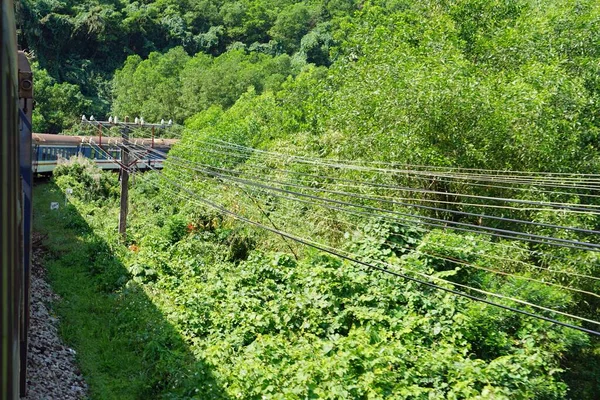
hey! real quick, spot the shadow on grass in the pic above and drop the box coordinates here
[33,182,229,400]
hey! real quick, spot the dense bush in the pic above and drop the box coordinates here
[53,155,119,202]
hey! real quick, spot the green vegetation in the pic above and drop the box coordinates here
[30,0,600,398]
[112,47,300,123]
[38,160,596,399]
[34,181,228,399]
[18,0,352,132]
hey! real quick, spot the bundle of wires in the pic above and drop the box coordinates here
[85,123,600,336]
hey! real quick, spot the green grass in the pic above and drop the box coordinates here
[33,182,227,399]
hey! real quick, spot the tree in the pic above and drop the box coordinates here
[32,64,92,133]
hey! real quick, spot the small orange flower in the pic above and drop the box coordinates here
[128,244,140,253]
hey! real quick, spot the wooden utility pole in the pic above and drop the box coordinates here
[118,117,130,240]
[79,116,173,240]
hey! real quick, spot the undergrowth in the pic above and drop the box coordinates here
[32,160,599,399]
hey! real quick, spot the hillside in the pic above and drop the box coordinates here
[28,0,600,398]
[18,0,354,132]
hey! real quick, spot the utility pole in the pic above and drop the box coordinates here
[119,117,130,240]
[80,116,173,240]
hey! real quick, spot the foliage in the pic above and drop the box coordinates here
[53,155,119,202]
[18,0,357,131]
[112,48,297,123]
[31,63,93,133]
[165,0,600,397]
[33,183,227,399]
[29,0,600,398]
[37,165,599,398]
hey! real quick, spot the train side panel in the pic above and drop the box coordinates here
[1,1,23,399]
[18,50,33,395]
[32,139,173,173]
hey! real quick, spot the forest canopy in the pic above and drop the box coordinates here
[18,0,352,132]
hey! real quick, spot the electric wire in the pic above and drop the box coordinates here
[216,156,600,214]
[127,131,600,205]
[203,137,600,179]
[146,152,600,295]
[136,162,600,336]
[125,143,600,269]
[126,145,600,296]
[199,138,600,189]
[130,145,600,252]
[173,143,600,209]
[162,130,600,179]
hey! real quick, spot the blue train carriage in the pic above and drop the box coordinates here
[2,0,34,397]
[32,133,177,173]
[126,137,178,170]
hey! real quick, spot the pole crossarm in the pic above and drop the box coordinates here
[81,117,173,130]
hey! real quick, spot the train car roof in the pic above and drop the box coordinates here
[32,133,179,147]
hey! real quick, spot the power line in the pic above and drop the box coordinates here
[131,145,600,253]
[127,145,600,303]
[203,137,600,179]
[198,149,600,212]
[199,139,600,188]
[175,142,600,208]
[128,142,600,274]
[134,162,600,337]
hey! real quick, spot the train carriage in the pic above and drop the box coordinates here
[1,1,30,398]
[32,133,177,174]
